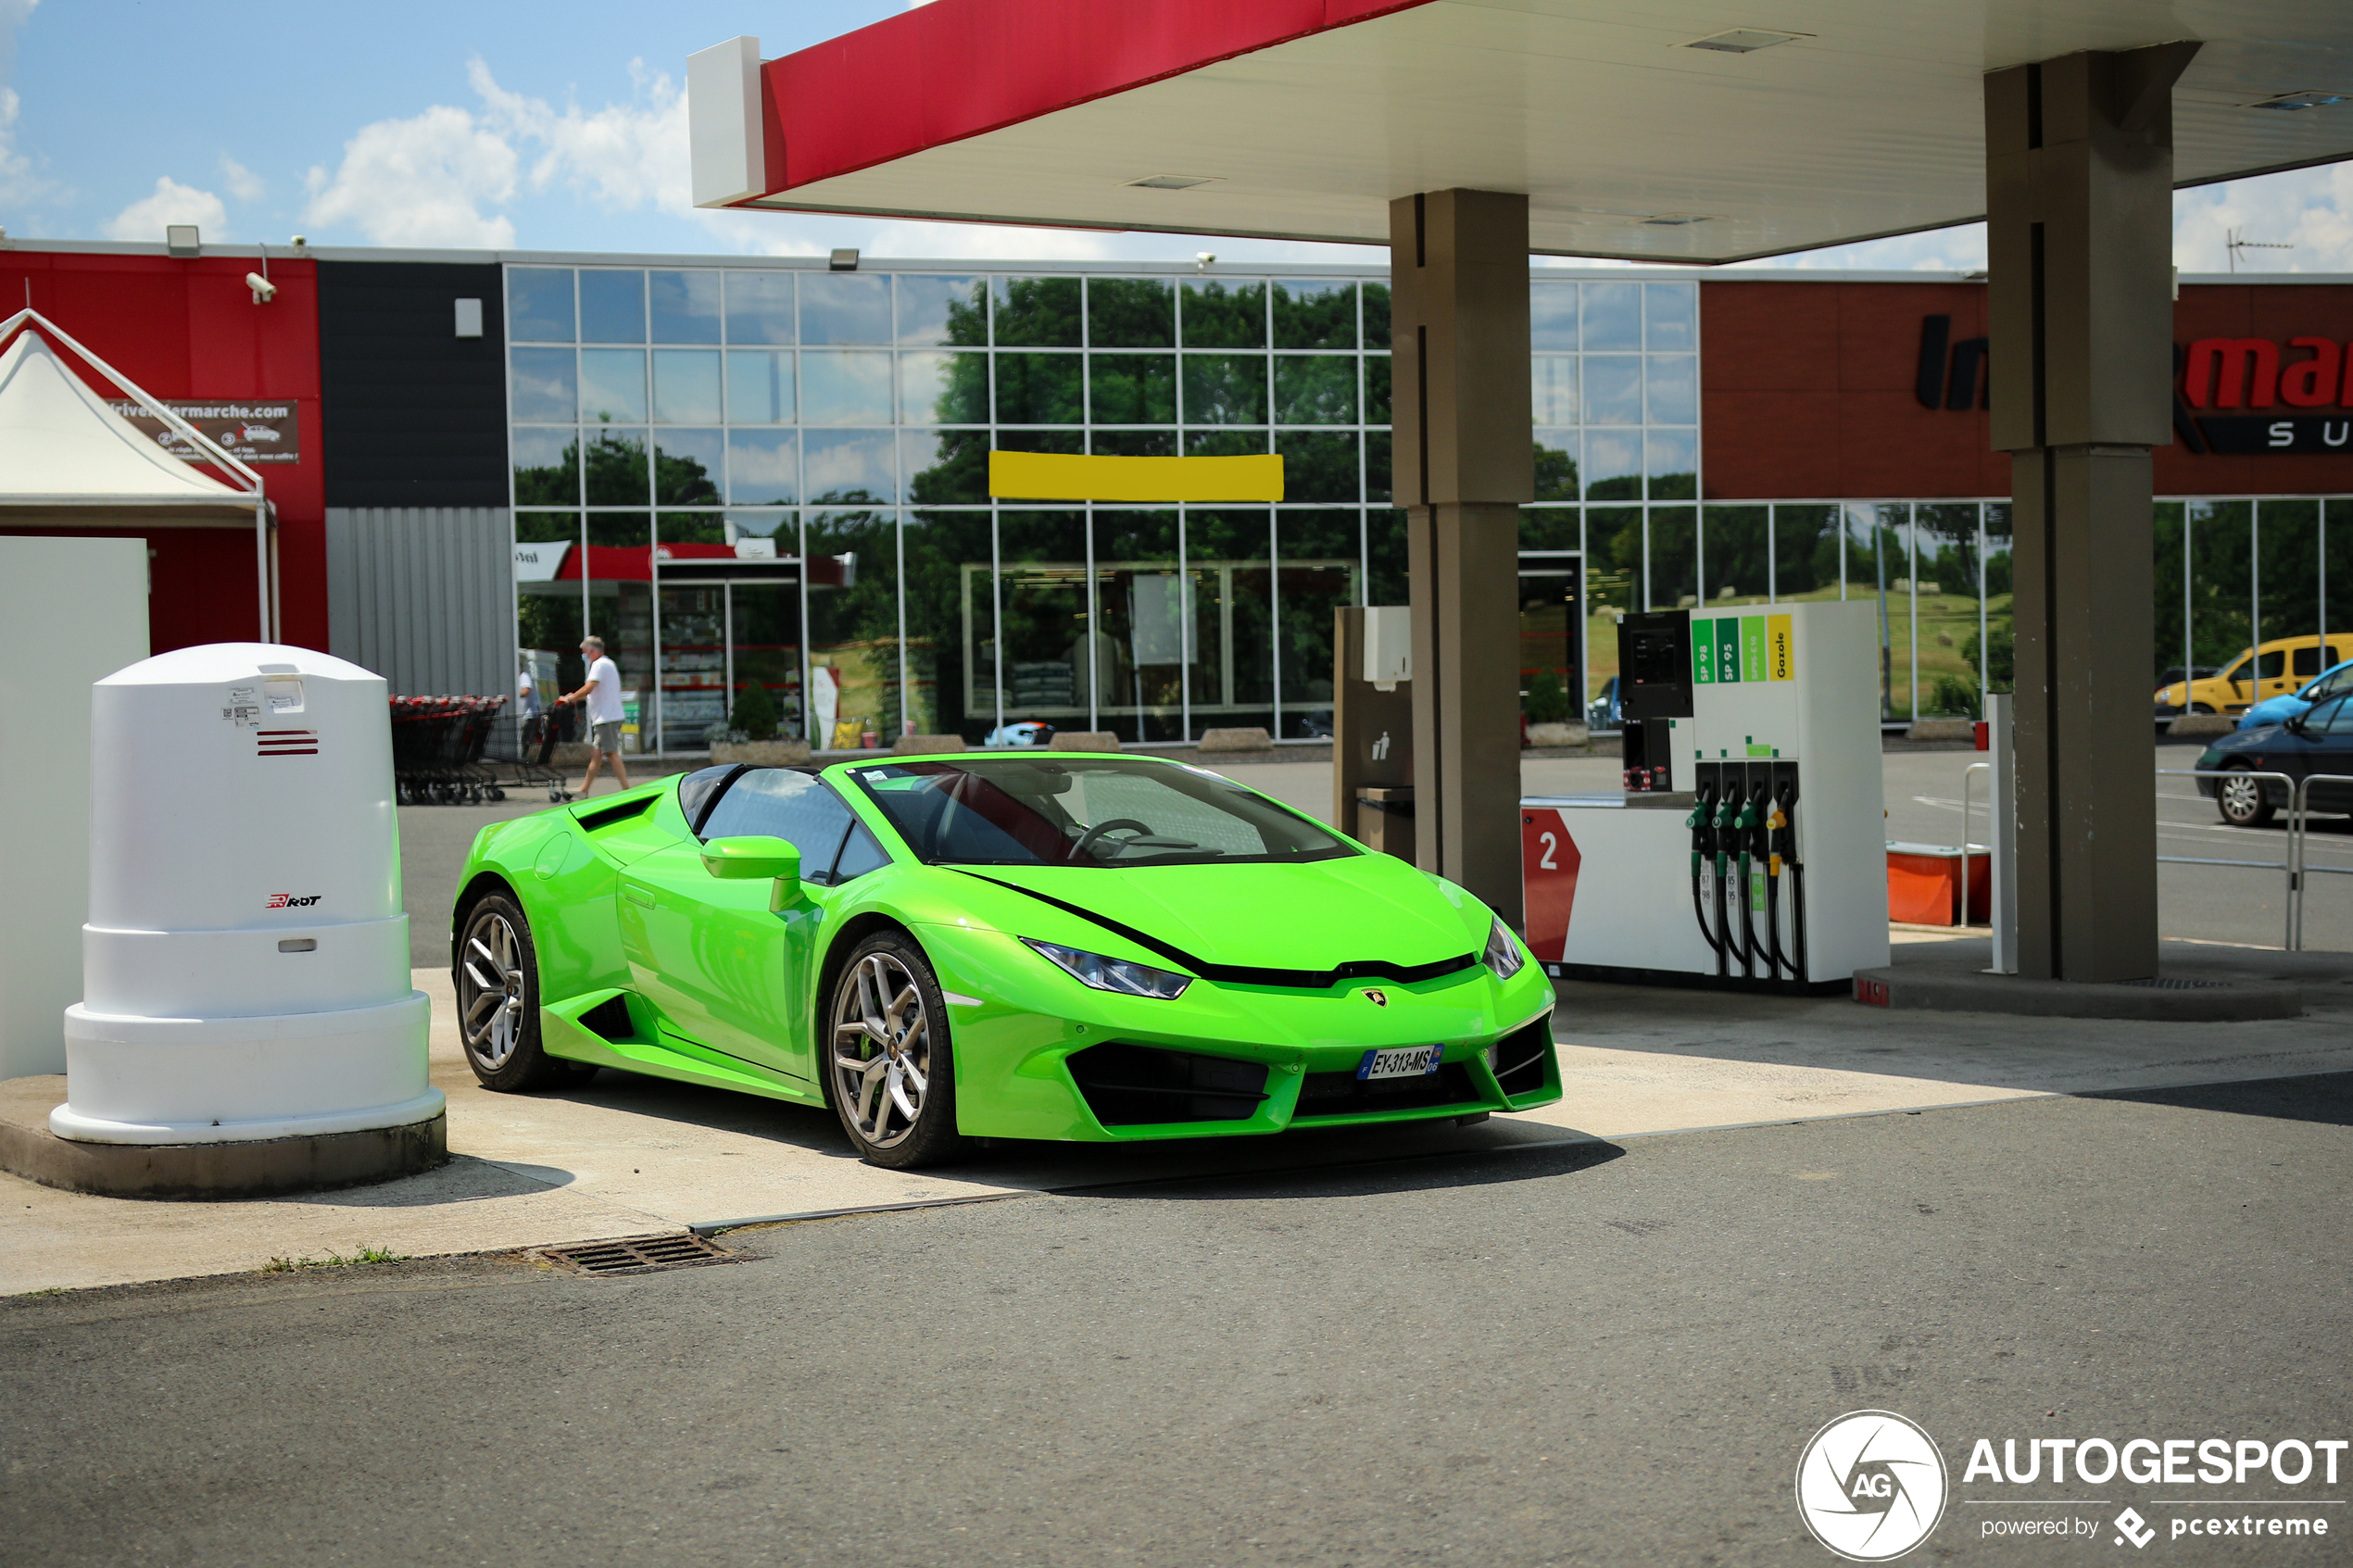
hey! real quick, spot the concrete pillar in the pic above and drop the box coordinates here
[1984,44,2196,983]
[1389,189,1532,923]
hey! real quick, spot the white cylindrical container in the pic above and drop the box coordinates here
[52,643,439,1145]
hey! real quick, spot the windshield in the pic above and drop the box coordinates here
[848,757,1353,868]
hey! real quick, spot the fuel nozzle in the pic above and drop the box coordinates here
[1768,779,1796,872]
[1685,779,1718,871]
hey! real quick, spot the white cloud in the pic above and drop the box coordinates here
[303,103,518,248]
[0,0,42,207]
[470,57,687,216]
[104,176,227,243]
[2174,161,2353,273]
[219,155,263,202]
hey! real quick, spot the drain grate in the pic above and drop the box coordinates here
[533,1233,736,1276]
[2120,976,2230,991]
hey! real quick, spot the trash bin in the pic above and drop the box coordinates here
[1885,841,1990,926]
[1356,785,1415,861]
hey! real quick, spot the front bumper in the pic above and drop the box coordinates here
[912,922,1564,1141]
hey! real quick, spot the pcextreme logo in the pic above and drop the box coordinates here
[1796,1411,1949,1562]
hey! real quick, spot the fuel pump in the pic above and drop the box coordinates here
[1524,599,1885,993]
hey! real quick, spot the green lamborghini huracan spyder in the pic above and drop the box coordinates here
[451,753,1561,1168]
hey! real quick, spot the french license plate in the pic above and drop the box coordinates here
[1356,1045,1442,1081]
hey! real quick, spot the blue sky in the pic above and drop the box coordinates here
[2,0,2347,273]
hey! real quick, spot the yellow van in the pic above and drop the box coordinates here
[2156,634,2353,715]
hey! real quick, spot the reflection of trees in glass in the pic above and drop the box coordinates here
[1274,432,1358,503]
[514,436,579,506]
[654,445,719,507]
[585,430,648,506]
[995,353,1083,423]
[1365,433,1390,504]
[1090,355,1176,423]
[806,508,901,741]
[1649,470,1696,502]
[901,510,992,739]
[1363,284,1390,348]
[1773,505,1841,596]
[992,277,1081,347]
[1180,282,1265,348]
[907,429,990,507]
[1183,356,1265,424]
[1091,430,1176,457]
[1702,507,1768,599]
[1273,282,1356,350]
[1277,509,1358,718]
[1649,508,1697,610]
[1534,440,1580,502]
[1186,429,1267,458]
[1189,509,1272,707]
[1520,508,1576,552]
[1365,356,1390,424]
[1369,508,1407,608]
[1274,357,1356,423]
[1088,279,1174,347]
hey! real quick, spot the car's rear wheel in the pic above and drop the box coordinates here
[2217,766,2275,828]
[455,894,597,1092]
[826,932,966,1169]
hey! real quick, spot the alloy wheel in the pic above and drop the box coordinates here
[831,952,933,1149]
[459,909,528,1072]
[2220,771,2267,825]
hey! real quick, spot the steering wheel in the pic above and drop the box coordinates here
[1072,818,1153,859]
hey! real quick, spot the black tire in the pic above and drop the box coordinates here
[454,893,597,1091]
[2216,765,2275,828]
[823,930,967,1169]
[2192,703,2218,715]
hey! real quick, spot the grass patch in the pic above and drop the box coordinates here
[259,1247,407,1273]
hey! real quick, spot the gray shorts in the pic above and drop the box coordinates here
[590,719,624,753]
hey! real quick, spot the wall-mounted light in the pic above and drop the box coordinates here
[1681,28,1810,54]
[1125,174,1220,191]
[454,298,484,338]
[2246,90,2347,112]
[829,248,860,271]
[166,225,201,257]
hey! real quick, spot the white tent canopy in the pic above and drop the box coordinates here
[0,309,271,637]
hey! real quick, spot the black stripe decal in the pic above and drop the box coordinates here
[951,869,1478,990]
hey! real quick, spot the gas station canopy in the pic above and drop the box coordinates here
[705,0,2353,262]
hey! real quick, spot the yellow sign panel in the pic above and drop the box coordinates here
[1767,613,1795,681]
[987,450,1285,503]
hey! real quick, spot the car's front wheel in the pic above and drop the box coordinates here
[2216,765,2275,828]
[825,932,966,1169]
[455,894,597,1092]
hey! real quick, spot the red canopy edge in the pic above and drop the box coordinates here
[758,0,1434,199]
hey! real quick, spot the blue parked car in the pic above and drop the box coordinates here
[2237,659,2353,729]
[1587,675,1622,731]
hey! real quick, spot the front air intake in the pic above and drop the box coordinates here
[1067,1043,1268,1126]
[1491,1016,1554,1097]
[1293,1062,1480,1118]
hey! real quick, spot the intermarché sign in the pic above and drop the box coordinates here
[104,399,301,465]
[1912,316,2353,456]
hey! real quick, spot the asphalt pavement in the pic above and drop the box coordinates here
[6,1073,2345,1567]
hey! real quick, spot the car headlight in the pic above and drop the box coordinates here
[1484,914,1527,980]
[1022,938,1192,1000]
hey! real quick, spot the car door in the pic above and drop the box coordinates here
[2261,646,2301,703]
[2213,653,2253,712]
[2303,696,2353,814]
[616,770,866,1082]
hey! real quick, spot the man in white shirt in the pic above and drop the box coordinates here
[555,634,631,796]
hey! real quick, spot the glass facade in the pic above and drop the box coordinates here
[508,259,2352,749]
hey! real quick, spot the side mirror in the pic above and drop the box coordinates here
[700,834,802,910]
[2284,713,2307,734]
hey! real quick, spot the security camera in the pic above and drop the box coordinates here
[246,272,277,303]
[290,234,308,248]
[1195,251,1216,272]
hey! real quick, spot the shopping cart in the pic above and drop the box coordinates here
[389,695,510,804]
[484,710,573,803]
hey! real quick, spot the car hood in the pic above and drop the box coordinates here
[945,853,1487,974]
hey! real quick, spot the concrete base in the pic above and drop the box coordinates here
[1,1075,446,1199]
[1853,938,2309,1020]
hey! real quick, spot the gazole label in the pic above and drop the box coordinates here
[1768,613,1795,681]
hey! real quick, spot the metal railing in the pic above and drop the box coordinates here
[2288,772,2353,950]
[2156,769,2302,948]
